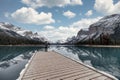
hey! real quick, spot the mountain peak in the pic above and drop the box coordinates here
[66,14,120,45]
[0,22,47,45]
[101,14,120,20]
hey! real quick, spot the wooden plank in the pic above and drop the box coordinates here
[91,76,108,80]
[23,68,91,80]
[77,73,102,80]
[48,70,93,80]
[23,67,87,79]
[21,51,117,80]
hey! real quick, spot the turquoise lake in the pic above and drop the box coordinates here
[0,46,120,80]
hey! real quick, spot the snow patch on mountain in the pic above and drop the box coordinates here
[66,14,120,45]
[0,22,47,42]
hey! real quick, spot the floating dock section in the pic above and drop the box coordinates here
[19,51,117,80]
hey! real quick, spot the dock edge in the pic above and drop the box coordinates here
[52,50,118,80]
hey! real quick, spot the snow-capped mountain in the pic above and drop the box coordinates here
[67,14,120,45]
[0,22,47,45]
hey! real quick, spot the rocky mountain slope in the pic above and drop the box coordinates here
[0,22,47,45]
[66,14,120,45]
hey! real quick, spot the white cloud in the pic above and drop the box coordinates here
[70,0,83,5]
[11,7,55,25]
[39,17,101,42]
[85,10,93,16]
[39,26,77,42]
[21,0,83,8]
[63,10,76,18]
[94,0,120,14]
[43,25,55,30]
[71,17,101,29]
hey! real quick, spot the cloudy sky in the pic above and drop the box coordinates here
[0,0,120,42]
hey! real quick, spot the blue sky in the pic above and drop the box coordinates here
[0,0,120,42]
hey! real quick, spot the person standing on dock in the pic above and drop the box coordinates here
[45,41,48,52]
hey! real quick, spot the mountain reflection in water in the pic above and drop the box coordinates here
[0,46,45,80]
[0,45,120,80]
[50,45,120,79]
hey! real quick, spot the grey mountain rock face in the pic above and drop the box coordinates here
[67,14,120,45]
[0,22,46,45]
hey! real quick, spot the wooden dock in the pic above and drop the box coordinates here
[20,51,117,80]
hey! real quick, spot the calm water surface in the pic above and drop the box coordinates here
[50,45,120,80]
[0,45,120,80]
[0,46,45,80]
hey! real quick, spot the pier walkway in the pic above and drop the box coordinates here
[20,51,117,80]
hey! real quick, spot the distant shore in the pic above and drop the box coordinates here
[82,45,120,48]
[0,44,120,48]
[0,45,45,47]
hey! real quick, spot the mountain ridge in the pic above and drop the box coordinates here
[0,22,47,45]
[66,14,120,45]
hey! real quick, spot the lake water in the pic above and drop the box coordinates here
[0,45,120,80]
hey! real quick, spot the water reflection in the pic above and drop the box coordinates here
[0,46,45,80]
[0,45,120,80]
[50,45,120,79]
